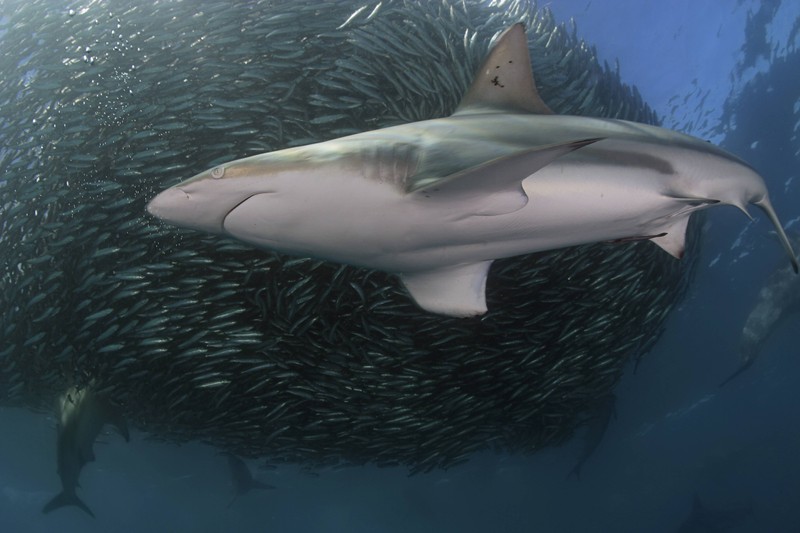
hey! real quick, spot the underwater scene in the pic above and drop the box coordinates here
[1,0,799,531]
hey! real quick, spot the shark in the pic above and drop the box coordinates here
[675,495,752,533]
[147,23,798,317]
[222,453,276,507]
[721,234,800,386]
[567,393,616,480]
[42,386,129,518]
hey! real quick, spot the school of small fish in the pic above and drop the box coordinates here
[0,0,691,473]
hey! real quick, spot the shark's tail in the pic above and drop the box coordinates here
[42,490,95,518]
[753,196,799,273]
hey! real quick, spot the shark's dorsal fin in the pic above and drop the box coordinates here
[454,23,553,116]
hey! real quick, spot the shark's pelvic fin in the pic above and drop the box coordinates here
[412,138,602,216]
[454,23,553,115]
[399,261,493,316]
[650,215,691,259]
[663,196,721,211]
[648,195,721,258]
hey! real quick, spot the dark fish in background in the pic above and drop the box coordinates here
[222,452,276,507]
[721,234,800,386]
[675,495,752,533]
[42,385,129,518]
[0,0,695,472]
[567,393,616,480]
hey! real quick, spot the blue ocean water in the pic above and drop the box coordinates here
[1,1,799,532]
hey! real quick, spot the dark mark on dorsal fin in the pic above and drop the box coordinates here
[454,23,553,115]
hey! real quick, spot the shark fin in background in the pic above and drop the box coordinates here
[42,491,95,518]
[412,138,602,216]
[454,23,553,115]
[399,261,494,317]
[719,358,755,387]
[112,415,130,442]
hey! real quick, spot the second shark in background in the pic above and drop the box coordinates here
[42,386,129,518]
[722,234,800,386]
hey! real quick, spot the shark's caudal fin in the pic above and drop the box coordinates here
[753,196,799,273]
[453,23,553,115]
[42,491,95,518]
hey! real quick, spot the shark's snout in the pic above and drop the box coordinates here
[147,187,189,220]
[147,186,226,234]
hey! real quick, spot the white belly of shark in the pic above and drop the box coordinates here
[147,23,797,317]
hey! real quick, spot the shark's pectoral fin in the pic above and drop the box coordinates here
[650,215,691,259]
[412,138,602,217]
[719,358,754,387]
[399,261,493,317]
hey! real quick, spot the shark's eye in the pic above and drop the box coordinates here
[211,166,225,179]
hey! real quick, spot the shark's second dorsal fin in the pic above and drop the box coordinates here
[454,23,553,116]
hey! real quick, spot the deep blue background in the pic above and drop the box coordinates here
[2,1,799,531]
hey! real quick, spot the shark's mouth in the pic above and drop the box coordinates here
[223,193,261,224]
